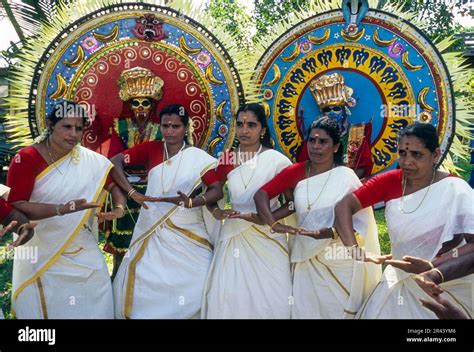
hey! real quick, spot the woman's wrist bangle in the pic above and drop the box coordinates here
[188,198,193,209]
[17,223,29,234]
[432,268,445,283]
[330,227,339,239]
[56,204,64,216]
[114,204,126,214]
[270,221,280,233]
[427,260,435,270]
[200,195,207,205]
[127,188,136,198]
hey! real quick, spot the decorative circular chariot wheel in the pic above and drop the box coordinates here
[28,2,245,157]
[255,9,455,174]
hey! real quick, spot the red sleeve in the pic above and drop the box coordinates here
[104,173,114,189]
[122,141,152,169]
[7,147,48,202]
[260,162,306,199]
[202,169,220,187]
[297,141,309,162]
[353,169,403,208]
[107,132,125,158]
[0,198,13,222]
[215,150,235,182]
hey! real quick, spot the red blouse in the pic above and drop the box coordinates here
[353,169,457,208]
[260,162,306,199]
[212,150,237,183]
[7,146,113,203]
[353,169,403,208]
[123,141,219,186]
[0,198,13,222]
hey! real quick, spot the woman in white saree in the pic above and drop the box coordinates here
[7,101,126,319]
[202,103,293,319]
[255,117,382,318]
[112,104,222,319]
[335,123,473,319]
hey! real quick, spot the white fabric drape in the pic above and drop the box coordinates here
[291,166,382,318]
[113,147,217,319]
[358,177,474,319]
[202,149,293,318]
[12,146,114,319]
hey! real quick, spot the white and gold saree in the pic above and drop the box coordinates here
[12,146,114,319]
[113,147,217,319]
[202,149,293,319]
[291,166,382,319]
[358,177,473,319]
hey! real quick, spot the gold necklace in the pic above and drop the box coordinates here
[161,142,185,194]
[306,163,334,210]
[46,138,68,175]
[164,141,185,165]
[399,171,436,214]
[238,144,262,189]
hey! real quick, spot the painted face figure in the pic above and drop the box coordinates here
[131,98,152,120]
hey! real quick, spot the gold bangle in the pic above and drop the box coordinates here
[427,260,435,270]
[16,223,29,234]
[114,204,126,214]
[127,188,136,198]
[432,268,445,283]
[330,227,339,239]
[200,195,207,205]
[188,198,193,209]
[56,204,64,216]
[270,221,280,233]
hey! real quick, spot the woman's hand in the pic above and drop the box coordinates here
[0,220,16,238]
[212,208,240,221]
[3,221,37,250]
[130,192,161,210]
[414,272,444,297]
[350,247,392,264]
[385,255,433,274]
[420,295,468,319]
[61,199,100,214]
[230,212,264,225]
[96,207,126,224]
[158,191,190,207]
[271,223,319,237]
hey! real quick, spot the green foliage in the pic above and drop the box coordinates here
[374,209,390,256]
[0,235,13,319]
[207,0,470,50]
[253,0,309,39]
[206,0,254,50]
[399,0,467,50]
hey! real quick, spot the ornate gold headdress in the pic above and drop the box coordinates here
[309,73,356,109]
[118,66,164,102]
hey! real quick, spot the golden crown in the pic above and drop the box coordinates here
[118,67,164,102]
[309,73,355,109]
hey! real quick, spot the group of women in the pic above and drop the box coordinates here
[3,100,473,319]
